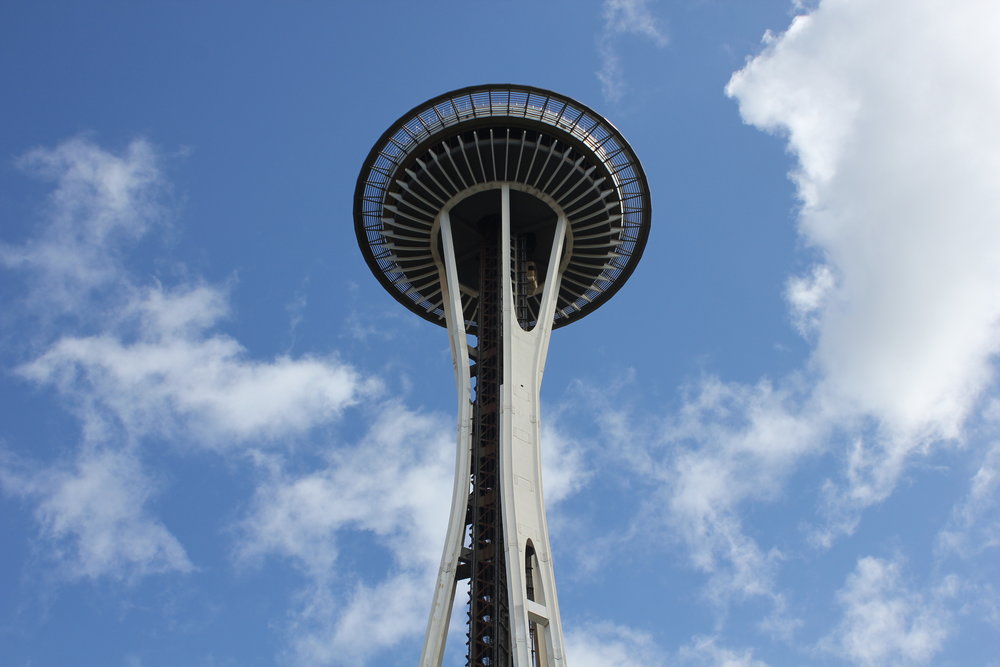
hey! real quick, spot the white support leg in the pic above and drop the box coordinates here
[499,184,569,666]
[419,209,473,667]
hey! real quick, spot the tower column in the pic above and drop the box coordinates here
[498,184,568,666]
[422,185,569,666]
[354,84,651,667]
[419,206,474,667]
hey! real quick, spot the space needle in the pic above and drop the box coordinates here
[354,84,651,666]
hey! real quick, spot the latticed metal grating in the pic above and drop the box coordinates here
[354,83,651,329]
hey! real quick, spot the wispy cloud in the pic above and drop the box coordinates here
[565,622,769,667]
[566,621,665,667]
[237,402,452,664]
[2,137,378,586]
[1,138,165,316]
[785,263,835,337]
[596,0,667,103]
[937,439,1000,558]
[822,556,952,666]
[6,138,374,450]
[569,375,815,620]
[541,418,592,505]
[285,571,432,667]
[678,635,769,667]
[238,403,452,578]
[238,402,591,665]
[655,378,816,613]
[0,446,192,581]
[19,299,372,447]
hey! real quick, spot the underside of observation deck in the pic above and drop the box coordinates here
[354,84,651,330]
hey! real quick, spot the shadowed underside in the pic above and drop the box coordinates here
[354,84,651,330]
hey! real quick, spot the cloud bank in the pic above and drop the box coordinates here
[570,0,1000,648]
[727,0,1000,539]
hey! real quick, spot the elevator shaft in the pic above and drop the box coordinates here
[467,225,512,666]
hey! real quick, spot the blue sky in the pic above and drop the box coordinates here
[2,1,998,665]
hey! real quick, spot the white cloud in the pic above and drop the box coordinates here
[823,556,950,666]
[5,138,375,450]
[566,624,768,667]
[541,418,590,505]
[240,402,452,574]
[287,572,431,667]
[2,136,383,598]
[0,446,192,581]
[726,0,1000,530]
[786,263,835,336]
[546,375,812,615]
[1,137,164,314]
[19,291,372,447]
[678,635,769,667]
[596,0,668,103]
[655,378,817,609]
[566,621,665,667]
[937,440,1000,558]
[238,402,453,664]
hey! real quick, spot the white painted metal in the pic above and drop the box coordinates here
[419,208,473,667]
[420,185,569,666]
[498,184,568,666]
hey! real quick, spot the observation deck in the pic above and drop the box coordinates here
[354,83,651,330]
